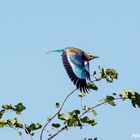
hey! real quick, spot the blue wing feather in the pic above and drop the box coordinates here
[68,54,87,79]
[62,51,90,93]
[70,55,84,66]
[85,61,90,80]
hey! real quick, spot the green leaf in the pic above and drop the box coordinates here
[80,116,88,123]
[112,93,117,96]
[127,90,140,108]
[74,110,80,114]
[52,123,60,128]
[121,90,128,99]
[80,116,97,126]
[58,114,69,121]
[104,69,118,79]
[0,119,7,128]
[106,96,116,106]
[78,93,86,97]
[0,110,5,119]
[2,104,13,110]
[106,78,113,83]
[15,120,23,128]
[14,103,26,114]
[28,123,42,131]
[68,110,80,117]
[87,83,98,91]
[88,119,97,126]
[9,118,17,125]
[109,101,116,106]
[34,123,42,130]
[67,118,77,126]
[120,90,140,108]
[84,106,90,111]
[100,68,118,83]
[92,109,97,116]
[0,122,5,128]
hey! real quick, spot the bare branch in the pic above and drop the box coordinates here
[48,126,67,140]
[79,97,123,118]
[47,97,124,140]
[40,77,107,140]
[40,89,77,140]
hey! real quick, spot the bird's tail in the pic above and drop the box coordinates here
[46,49,64,54]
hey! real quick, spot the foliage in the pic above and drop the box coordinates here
[99,68,118,83]
[40,67,140,140]
[0,67,140,140]
[0,103,42,137]
[120,90,140,108]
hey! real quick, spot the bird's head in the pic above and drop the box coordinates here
[85,54,99,61]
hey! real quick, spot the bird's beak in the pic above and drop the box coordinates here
[93,56,99,59]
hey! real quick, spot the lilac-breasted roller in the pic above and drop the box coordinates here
[47,47,99,93]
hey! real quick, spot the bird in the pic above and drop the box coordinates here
[47,47,99,93]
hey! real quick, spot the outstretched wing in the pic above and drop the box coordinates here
[85,61,90,81]
[62,51,90,93]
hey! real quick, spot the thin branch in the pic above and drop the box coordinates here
[79,97,123,118]
[8,126,24,140]
[40,88,77,140]
[79,101,106,119]
[48,97,124,140]
[18,115,34,140]
[80,97,84,113]
[92,77,103,82]
[48,126,67,140]
[40,77,104,140]
[4,110,33,140]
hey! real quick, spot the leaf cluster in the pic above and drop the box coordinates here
[0,103,42,136]
[120,90,140,108]
[26,123,42,136]
[105,95,116,106]
[100,68,118,83]
[2,103,25,115]
[57,109,96,129]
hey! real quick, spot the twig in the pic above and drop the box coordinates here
[47,97,124,140]
[80,97,84,113]
[5,110,33,140]
[40,88,77,140]
[8,126,24,140]
[79,97,123,118]
[40,77,104,140]
[19,115,34,140]
[79,101,106,119]
[48,126,67,140]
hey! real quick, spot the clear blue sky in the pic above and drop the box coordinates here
[0,0,140,140]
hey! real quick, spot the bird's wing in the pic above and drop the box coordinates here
[85,61,90,81]
[62,51,90,93]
